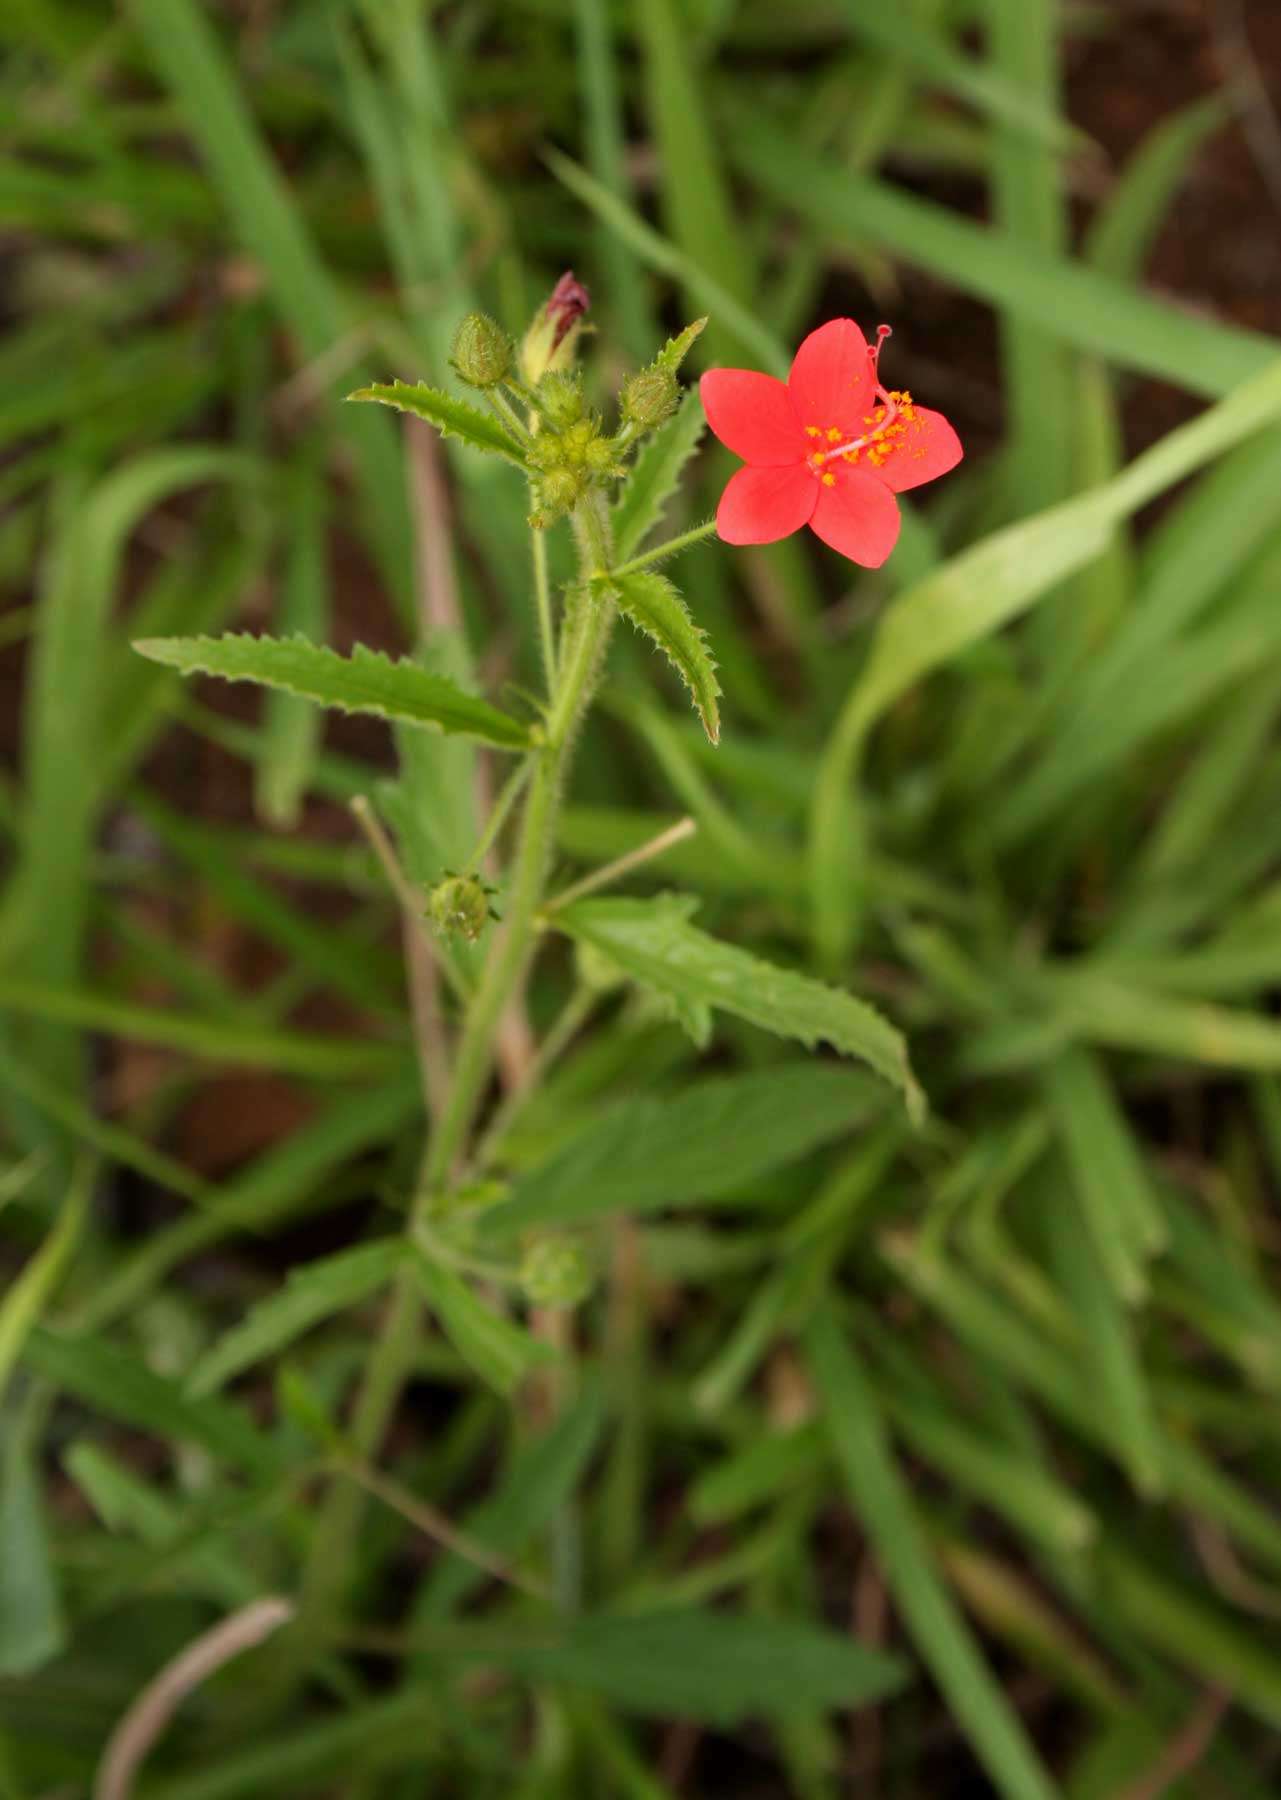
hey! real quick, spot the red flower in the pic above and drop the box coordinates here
[699,320,963,568]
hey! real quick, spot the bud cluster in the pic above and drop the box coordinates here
[447,282,707,532]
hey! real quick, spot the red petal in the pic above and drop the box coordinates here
[877,406,964,493]
[788,319,875,437]
[716,463,816,545]
[809,469,901,567]
[699,369,807,466]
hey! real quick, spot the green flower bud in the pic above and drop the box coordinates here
[560,419,597,463]
[537,467,586,516]
[450,313,513,389]
[539,371,585,430]
[520,1236,593,1309]
[584,437,624,478]
[621,365,678,430]
[427,873,492,942]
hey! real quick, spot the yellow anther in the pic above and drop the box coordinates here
[825,426,842,442]
[804,424,821,437]
[821,471,836,486]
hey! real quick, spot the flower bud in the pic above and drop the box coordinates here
[520,1236,593,1309]
[521,270,590,385]
[450,313,513,389]
[584,436,624,478]
[621,365,678,430]
[535,466,587,520]
[427,873,491,942]
[539,371,585,430]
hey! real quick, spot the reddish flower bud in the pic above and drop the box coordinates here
[546,271,591,350]
[521,270,591,384]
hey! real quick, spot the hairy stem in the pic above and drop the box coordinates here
[605,516,718,580]
[295,491,616,1650]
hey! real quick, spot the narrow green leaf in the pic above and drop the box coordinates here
[990,0,1076,595]
[140,1687,449,1800]
[347,380,527,467]
[1045,1049,1165,1306]
[884,1385,1097,1556]
[0,1159,90,1407]
[1085,95,1229,282]
[544,149,788,377]
[0,1441,64,1677]
[1100,1542,1281,1727]
[414,1382,605,1621]
[938,1545,1125,1717]
[835,2,1083,152]
[485,1064,880,1235]
[22,1328,283,1478]
[571,0,655,361]
[406,1245,555,1398]
[132,634,532,749]
[1051,971,1281,1074]
[806,1308,1060,1800]
[612,571,721,744]
[688,1424,826,1526]
[613,389,708,561]
[0,978,406,1080]
[63,1442,249,1607]
[485,1609,907,1724]
[555,894,923,1121]
[736,124,1277,395]
[188,1242,404,1396]
[129,0,413,614]
[811,355,1281,964]
[636,0,756,365]
[1046,1189,1164,1499]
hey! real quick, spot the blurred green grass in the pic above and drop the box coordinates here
[4,1,1281,1795]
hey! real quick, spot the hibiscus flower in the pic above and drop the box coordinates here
[699,319,963,568]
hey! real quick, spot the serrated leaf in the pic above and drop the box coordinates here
[653,316,707,372]
[611,571,721,744]
[406,1244,556,1397]
[132,634,532,749]
[554,894,923,1122]
[23,1328,282,1479]
[613,388,708,560]
[481,1608,907,1724]
[187,1242,404,1396]
[347,380,528,467]
[484,1064,882,1235]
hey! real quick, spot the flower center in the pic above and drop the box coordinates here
[802,325,915,482]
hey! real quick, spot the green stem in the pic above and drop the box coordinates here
[295,493,617,1652]
[462,757,532,879]
[604,517,717,580]
[531,526,557,693]
[486,385,533,445]
[473,983,599,1171]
